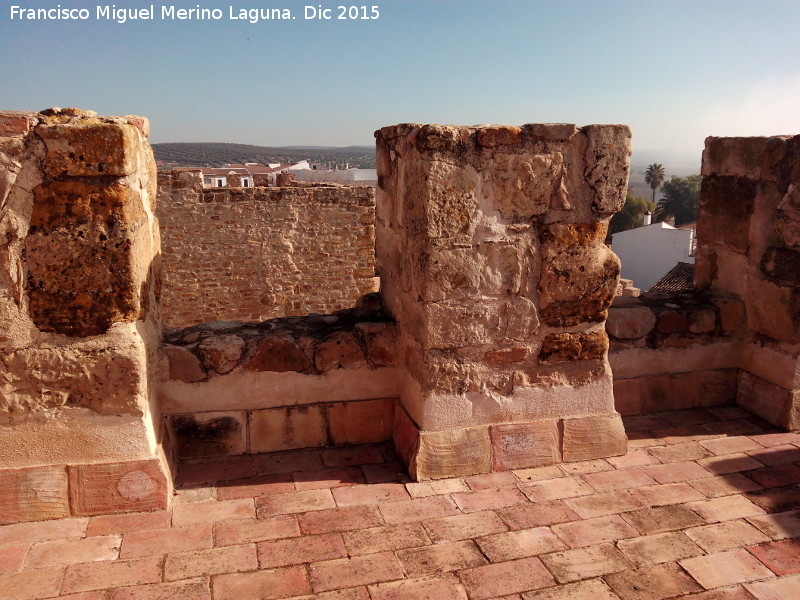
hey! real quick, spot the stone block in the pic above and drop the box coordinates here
[714,297,745,335]
[477,125,521,147]
[524,123,578,141]
[701,136,768,179]
[314,331,366,372]
[0,466,69,524]
[606,305,656,339]
[0,112,32,135]
[539,223,620,327]
[419,159,479,246]
[249,405,327,453]
[164,346,205,382]
[245,336,311,373]
[393,406,420,469]
[539,331,608,363]
[358,322,398,368]
[168,412,247,459]
[562,414,627,462]
[484,152,564,218]
[613,379,641,416]
[693,369,738,407]
[414,427,492,480]
[68,459,169,516]
[490,420,560,470]
[687,308,716,333]
[198,335,245,375]
[37,122,139,177]
[776,214,800,247]
[482,346,529,365]
[656,311,687,335]
[328,398,396,445]
[2,346,143,416]
[425,299,537,349]
[639,373,695,413]
[746,277,800,344]
[737,371,799,431]
[760,246,800,287]
[697,176,756,253]
[26,181,146,336]
[582,124,632,215]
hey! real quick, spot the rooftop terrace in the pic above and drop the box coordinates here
[1,406,799,599]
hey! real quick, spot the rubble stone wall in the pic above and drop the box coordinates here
[157,174,379,327]
[375,123,632,479]
[695,136,800,430]
[0,109,170,523]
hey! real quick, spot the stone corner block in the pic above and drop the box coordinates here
[413,426,492,481]
[0,465,70,525]
[68,459,169,517]
[490,420,561,471]
[37,121,139,177]
[562,414,627,462]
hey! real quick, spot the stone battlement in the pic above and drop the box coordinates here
[1,110,798,524]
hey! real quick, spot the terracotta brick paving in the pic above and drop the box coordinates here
[2,408,800,599]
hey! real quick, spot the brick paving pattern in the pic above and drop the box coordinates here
[1,407,799,599]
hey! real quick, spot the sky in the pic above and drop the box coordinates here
[2,0,799,168]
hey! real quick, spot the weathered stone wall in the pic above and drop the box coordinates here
[157,174,379,327]
[695,136,800,429]
[0,108,169,523]
[375,123,632,479]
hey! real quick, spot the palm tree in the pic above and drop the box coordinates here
[645,163,666,203]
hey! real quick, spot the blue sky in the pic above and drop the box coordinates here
[2,0,799,164]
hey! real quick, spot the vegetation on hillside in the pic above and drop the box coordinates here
[152,142,376,169]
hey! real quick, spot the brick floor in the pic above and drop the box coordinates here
[2,409,799,598]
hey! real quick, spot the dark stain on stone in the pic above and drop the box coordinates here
[171,415,241,459]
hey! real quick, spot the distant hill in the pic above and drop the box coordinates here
[152,142,376,169]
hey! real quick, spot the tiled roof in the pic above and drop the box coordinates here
[647,261,695,294]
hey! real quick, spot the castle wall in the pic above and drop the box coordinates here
[695,136,800,430]
[0,109,170,523]
[156,176,378,327]
[375,123,632,479]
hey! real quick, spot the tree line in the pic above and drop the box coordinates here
[608,163,701,240]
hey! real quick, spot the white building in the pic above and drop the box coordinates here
[612,220,695,291]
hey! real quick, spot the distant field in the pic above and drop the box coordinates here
[152,142,376,169]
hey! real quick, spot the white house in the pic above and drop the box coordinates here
[612,219,695,291]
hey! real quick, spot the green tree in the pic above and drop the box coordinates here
[608,191,656,241]
[645,163,666,203]
[655,175,701,226]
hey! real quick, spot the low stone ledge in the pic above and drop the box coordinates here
[606,291,744,350]
[162,294,397,383]
[166,397,398,459]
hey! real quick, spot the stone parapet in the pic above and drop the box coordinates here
[375,123,632,477]
[159,296,401,458]
[697,135,800,430]
[0,107,169,523]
